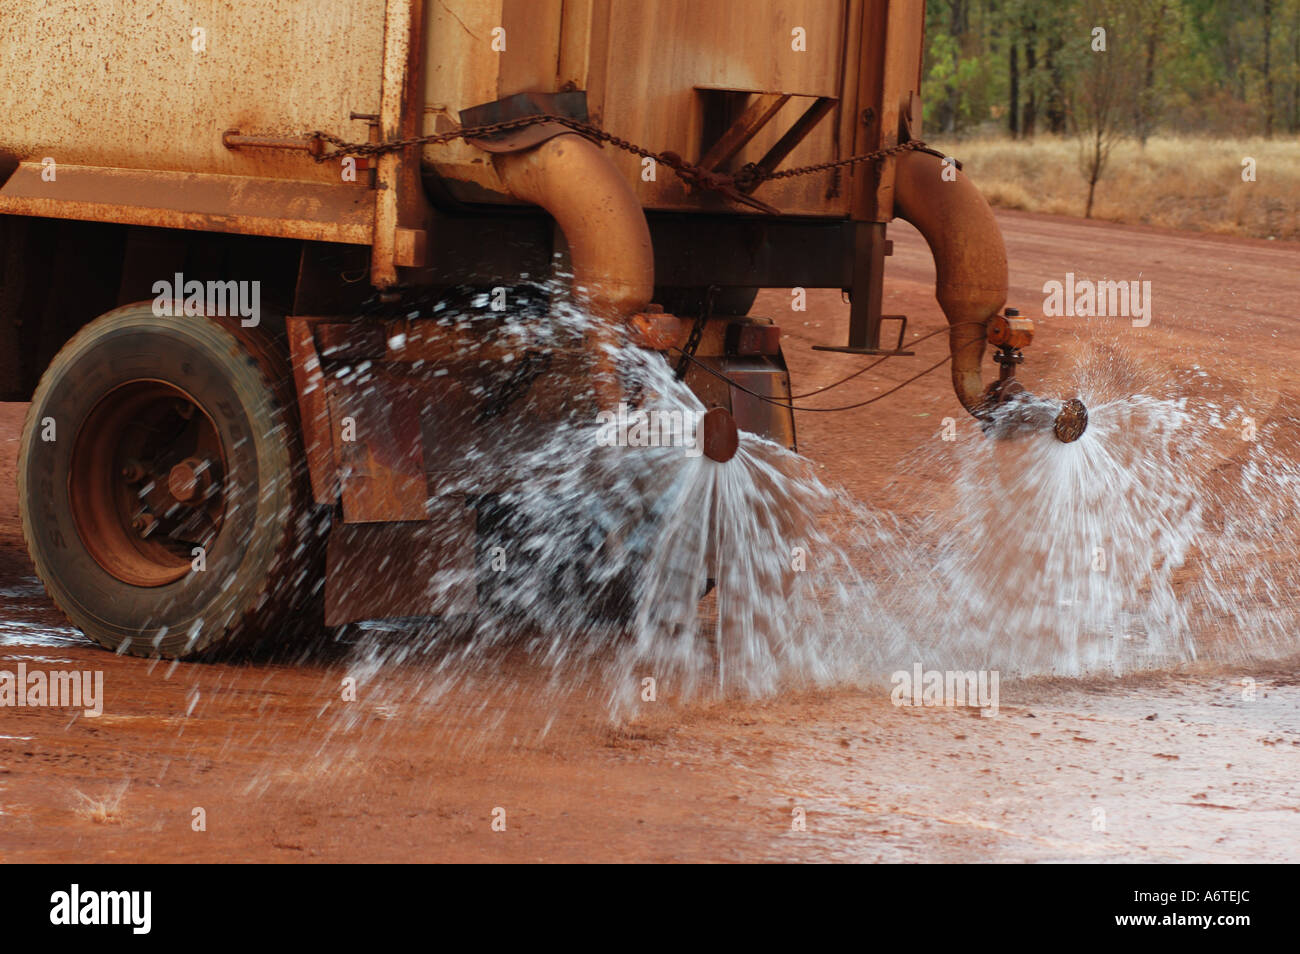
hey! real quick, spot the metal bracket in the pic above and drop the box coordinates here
[222,129,325,157]
[696,92,791,173]
[812,314,914,356]
[459,91,589,153]
[694,90,838,186]
[740,96,838,191]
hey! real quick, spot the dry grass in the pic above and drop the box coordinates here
[930,135,1300,242]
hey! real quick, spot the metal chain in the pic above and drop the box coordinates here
[749,138,929,182]
[309,114,941,408]
[311,114,928,210]
[674,285,715,381]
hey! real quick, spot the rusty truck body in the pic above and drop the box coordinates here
[0,0,1063,656]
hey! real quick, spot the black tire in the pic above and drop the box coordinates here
[18,302,322,658]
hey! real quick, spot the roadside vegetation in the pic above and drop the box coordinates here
[931,135,1300,240]
[924,1,1300,239]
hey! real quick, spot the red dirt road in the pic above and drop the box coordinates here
[2,210,1298,863]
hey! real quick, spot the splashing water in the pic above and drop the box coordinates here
[302,288,1300,716]
[339,281,895,716]
[873,343,1300,677]
[894,388,1203,675]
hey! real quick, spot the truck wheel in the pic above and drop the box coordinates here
[18,302,322,658]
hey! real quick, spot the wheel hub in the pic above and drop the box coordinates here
[69,382,228,587]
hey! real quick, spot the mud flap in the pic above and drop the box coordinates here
[324,500,478,626]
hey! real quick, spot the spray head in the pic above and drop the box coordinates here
[1053,398,1089,443]
[702,406,739,462]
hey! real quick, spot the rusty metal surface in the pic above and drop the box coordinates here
[326,365,429,523]
[853,0,926,223]
[221,131,326,157]
[69,381,228,588]
[626,311,688,351]
[372,0,432,288]
[492,131,653,412]
[585,0,855,214]
[727,363,797,450]
[493,133,653,320]
[891,148,1009,419]
[2,0,927,243]
[986,314,1035,350]
[285,316,340,505]
[0,0,385,183]
[459,91,589,153]
[725,321,783,357]
[697,93,792,172]
[300,311,606,522]
[557,0,595,93]
[1053,398,1089,443]
[744,95,839,186]
[376,317,573,364]
[314,322,388,361]
[0,163,373,245]
[683,340,796,452]
[425,0,882,215]
[701,407,740,463]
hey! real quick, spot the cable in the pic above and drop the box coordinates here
[670,322,989,413]
[788,320,986,399]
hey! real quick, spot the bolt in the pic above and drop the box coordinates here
[121,459,146,482]
[132,513,157,537]
[169,457,213,505]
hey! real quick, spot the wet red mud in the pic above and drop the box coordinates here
[2,210,1298,863]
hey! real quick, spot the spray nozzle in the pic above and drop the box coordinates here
[983,311,1088,443]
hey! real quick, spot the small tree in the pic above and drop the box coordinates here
[1074,60,1126,217]
[1070,5,1137,217]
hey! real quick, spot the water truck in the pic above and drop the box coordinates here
[0,0,1084,656]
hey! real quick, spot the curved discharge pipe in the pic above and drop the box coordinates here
[893,149,1006,416]
[493,133,655,320]
[492,133,739,461]
[893,149,1086,442]
[493,133,653,415]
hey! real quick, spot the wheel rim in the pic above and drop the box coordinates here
[69,380,229,587]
